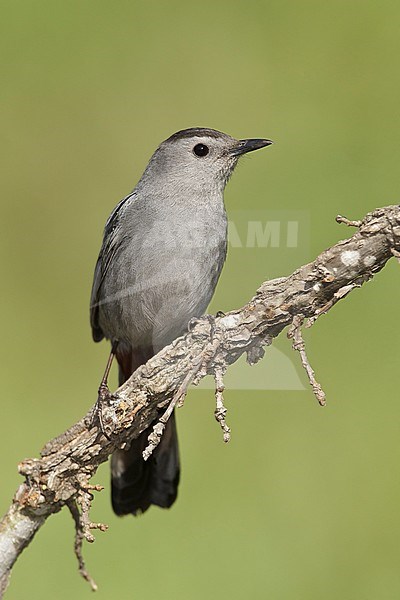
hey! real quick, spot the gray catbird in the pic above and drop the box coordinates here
[90,127,272,516]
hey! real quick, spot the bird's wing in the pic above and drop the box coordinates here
[90,192,136,342]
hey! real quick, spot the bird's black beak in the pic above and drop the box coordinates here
[231,138,274,156]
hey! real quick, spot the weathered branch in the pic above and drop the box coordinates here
[0,205,399,595]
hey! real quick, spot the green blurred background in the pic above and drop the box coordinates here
[2,1,400,598]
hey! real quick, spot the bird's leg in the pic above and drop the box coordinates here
[91,341,119,435]
[98,345,116,400]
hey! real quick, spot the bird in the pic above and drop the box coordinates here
[90,127,272,516]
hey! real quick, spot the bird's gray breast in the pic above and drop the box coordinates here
[98,194,227,352]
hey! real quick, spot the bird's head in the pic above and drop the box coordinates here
[140,127,273,195]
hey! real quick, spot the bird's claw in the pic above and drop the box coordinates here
[90,383,113,440]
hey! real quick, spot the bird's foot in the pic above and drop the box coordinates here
[188,313,223,332]
[90,383,113,440]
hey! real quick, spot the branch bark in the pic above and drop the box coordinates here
[1,205,399,595]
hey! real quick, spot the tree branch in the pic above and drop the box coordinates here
[1,205,399,595]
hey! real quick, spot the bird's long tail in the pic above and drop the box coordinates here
[111,347,180,516]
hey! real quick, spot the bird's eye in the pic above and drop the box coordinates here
[193,143,209,157]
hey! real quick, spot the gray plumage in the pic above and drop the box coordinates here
[90,127,272,516]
